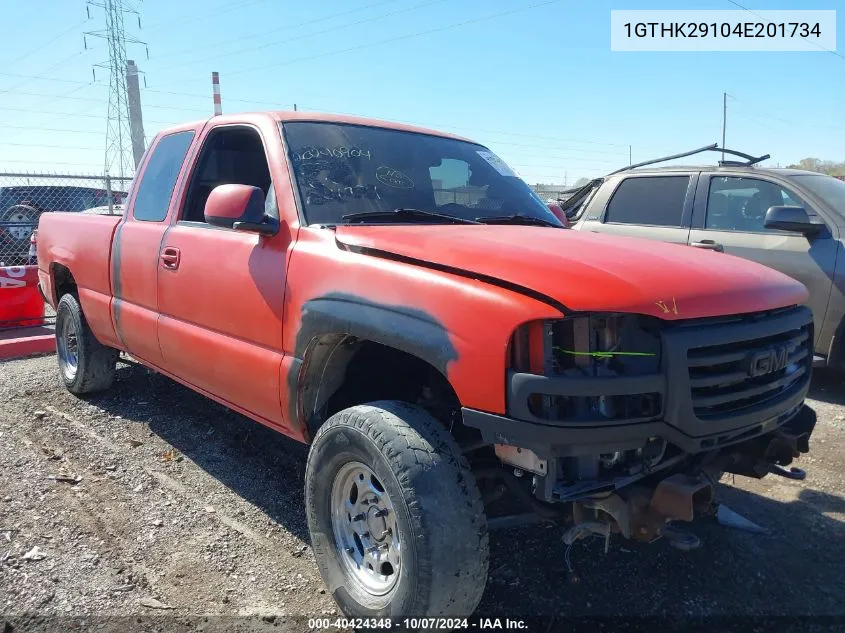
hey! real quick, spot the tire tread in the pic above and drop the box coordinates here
[56,293,118,394]
[307,400,489,617]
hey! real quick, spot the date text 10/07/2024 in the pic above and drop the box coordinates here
[308,617,529,630]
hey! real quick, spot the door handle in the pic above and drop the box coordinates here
[690,240,724,253]
[160,246,181,270]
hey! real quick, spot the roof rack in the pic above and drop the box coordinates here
[607,143,770,175]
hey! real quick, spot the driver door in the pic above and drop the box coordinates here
[688,174,837,349]
[156,123,290,427]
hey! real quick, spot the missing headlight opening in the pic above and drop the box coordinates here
[513,314,663,422]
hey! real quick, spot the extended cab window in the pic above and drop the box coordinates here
[181,127,273,223]
[604,176,689,227]
[281,121,559,226]
[132,131,194,222]
[706,176,803,232]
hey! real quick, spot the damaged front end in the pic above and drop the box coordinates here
[463,306,815,545]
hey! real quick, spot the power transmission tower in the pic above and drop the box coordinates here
[85,0,147,178]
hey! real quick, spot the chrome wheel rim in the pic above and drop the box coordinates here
[57,316,79,381]
[330,461,401,596]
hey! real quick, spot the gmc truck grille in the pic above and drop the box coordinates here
[687,318,812,420]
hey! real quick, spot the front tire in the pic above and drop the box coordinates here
[55,293,118,394]
[305,400,489,619]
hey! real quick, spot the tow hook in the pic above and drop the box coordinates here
[767,464,807,480]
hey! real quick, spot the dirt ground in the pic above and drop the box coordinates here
[1,354,843,631]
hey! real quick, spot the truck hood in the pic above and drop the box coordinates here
[334,225,809,320]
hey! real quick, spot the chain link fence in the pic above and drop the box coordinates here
[0,173,132,266]
[0,173,131,331]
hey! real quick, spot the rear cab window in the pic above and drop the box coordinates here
[604,176,690,227]
[132,131,195,222]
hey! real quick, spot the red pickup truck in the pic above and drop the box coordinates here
[37,111,816,619]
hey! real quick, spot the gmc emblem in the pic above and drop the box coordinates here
[748,346,790,377]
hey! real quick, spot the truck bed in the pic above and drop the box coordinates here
[36,212,122,348]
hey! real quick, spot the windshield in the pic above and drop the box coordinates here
[788,174,845,212]
[281,121,562,226]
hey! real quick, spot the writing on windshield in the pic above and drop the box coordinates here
[282,121,558,226]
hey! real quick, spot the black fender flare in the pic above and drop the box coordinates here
[287,293,459,432]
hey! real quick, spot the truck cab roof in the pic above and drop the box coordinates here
[156,110,471,144]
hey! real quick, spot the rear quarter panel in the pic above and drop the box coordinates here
[37,212,122,348]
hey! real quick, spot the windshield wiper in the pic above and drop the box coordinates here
[342,208,480,225]
[474,213,561,227]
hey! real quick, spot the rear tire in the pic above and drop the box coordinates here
[305,400,489,619]
[55,293,118,394]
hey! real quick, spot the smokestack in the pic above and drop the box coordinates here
[211,71,222,116]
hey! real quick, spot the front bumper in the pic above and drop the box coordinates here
[464,402,816,505]
[462,399,805,458]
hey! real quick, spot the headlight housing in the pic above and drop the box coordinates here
[508,314,664,422]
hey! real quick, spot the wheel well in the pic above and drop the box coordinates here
[300,336,479,445]
[52,264,77,300]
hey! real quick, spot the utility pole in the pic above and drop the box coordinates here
[629,145,632,166]
[126,59,145,168]
[721,92,727,162]
[85,0,147,178]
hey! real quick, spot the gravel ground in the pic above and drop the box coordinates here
[0,355,843,631]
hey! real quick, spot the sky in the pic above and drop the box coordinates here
[0,0,843,185]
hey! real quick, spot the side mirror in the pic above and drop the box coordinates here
[204,184,278,235]
[546,202,570,228]
[763,205,821,236]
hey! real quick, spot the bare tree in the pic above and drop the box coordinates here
[787,158,845,178]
